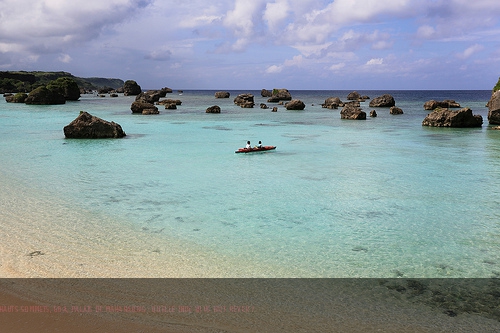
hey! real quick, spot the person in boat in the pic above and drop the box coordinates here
[245,141,252,149]
[256,141,262,148]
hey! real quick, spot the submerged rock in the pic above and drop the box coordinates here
[422,107,482,127]
[64,111,126,138]
[390,106,404,115]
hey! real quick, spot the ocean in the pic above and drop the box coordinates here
[1,89,499,278]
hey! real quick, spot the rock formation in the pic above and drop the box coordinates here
[261,89,272,97]
[234,94,255,108]
[285,99,306,110]
[322,97,344,109]
[340,104,366,120]
[215,91,230,98]
[25,86,66,105]
[135,91,161,104]
[487,90,500,124]
[131,101,159,114]
[390,106,404,115]
[422,107,482,127]
[370,110,377,117]
[123,80,142,96]
[63,111,126,138]
[206,105,221,113]
[424,100,461,110]
[5,92,27,103]
[369,94,395,107]
[267,89,292,102]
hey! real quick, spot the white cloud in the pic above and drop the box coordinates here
[457,44,484,59]
[366,58,384,65]
[266,65,283,74]
[58,54,72,63]
[329,63,346,71]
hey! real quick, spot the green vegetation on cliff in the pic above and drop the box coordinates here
[0,71,124,93]
[493,77,500,92]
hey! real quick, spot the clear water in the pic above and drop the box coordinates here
[1,90,500,277]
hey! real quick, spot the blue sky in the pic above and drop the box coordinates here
[1,0,500,90]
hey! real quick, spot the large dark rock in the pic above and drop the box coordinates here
[267,89,292,102]
[422,107,482,127]
[424,100,461,110]
[487,90,500,124]
[234,94,255,108]
[340,104,366,120]
[64,111,126,138]
[206,105,221,113]
[285,99,306,110]
[215,91,230,98]
[123,80,142,96]
[390,106,404,115]
[369,94,395,107]
[322,97,343,109]
[347,91,361,100]
[46,77,81,101]
[135,91,161,104]
[25,86,66,105]
[131,101,159,114]
[261,89,272,97]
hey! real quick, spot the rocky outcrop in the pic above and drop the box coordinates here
[5,92,27,103]
[422,107,482,127]
[260,103,269,109]
[135,91,161,104]
[322,97,343,109]
[340,104,366,120]
[369,94,395,107]
[234,94,255,108]
[390,106,404,115]
[285,99,305,110]
[347,91,361,100]
[424,100,461,110]
[158,99,182,106]
[46,77,81,101]
[123,80,141,96]
[63,111,126,138]
[267,89,292,102]
[261,89,272,97]
[215,91,230,98]
[25,86,66,105]
[131,101,159,114]
[370,110,377,117]
[206,105,221,113]
[487,90,500,124]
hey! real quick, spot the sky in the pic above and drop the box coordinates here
[1,0,500,90]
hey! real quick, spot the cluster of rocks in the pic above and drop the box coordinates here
[126,81,176,115]
[321,92,401,120]
[233,89,305,111]
[5,77,81,105]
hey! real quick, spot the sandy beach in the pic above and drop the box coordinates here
[1,174,500,332]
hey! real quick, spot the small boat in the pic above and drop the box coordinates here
[235,146,276,153]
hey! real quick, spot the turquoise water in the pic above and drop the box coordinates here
[1,90,500,277]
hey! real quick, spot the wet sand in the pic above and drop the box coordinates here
[2,279,499,332]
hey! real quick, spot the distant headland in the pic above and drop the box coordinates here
[0,71,124,93]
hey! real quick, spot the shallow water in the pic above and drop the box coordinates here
[1,90,499,277]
